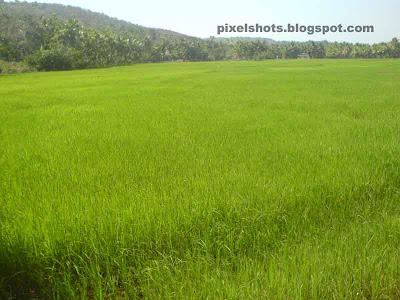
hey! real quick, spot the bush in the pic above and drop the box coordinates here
[0,60,37,74]
[25,49,71,71]
[25,48,90,71]
[64,48,90,70]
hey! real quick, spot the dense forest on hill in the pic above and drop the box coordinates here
[0,1,399,73]
[0,0,188,39]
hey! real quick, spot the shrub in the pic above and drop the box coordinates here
[25,48,91,71]
[64,48,90,70]
[0,60,37,74]
[25,49,71,71]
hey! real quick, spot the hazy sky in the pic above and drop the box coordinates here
[14,0,400,43]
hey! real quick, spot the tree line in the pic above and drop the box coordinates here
[1,12,399,72]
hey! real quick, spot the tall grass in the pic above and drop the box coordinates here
[1,59,400,299]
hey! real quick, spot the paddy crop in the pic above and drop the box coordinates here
[1,59,400,299]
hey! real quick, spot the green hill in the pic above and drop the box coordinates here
[0,0,190,40]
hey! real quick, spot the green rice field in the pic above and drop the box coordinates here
[1,59,400,299]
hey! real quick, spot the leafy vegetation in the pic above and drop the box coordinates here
[0,59,36,74]
[1,59,400,299]
[1,1,400,72]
